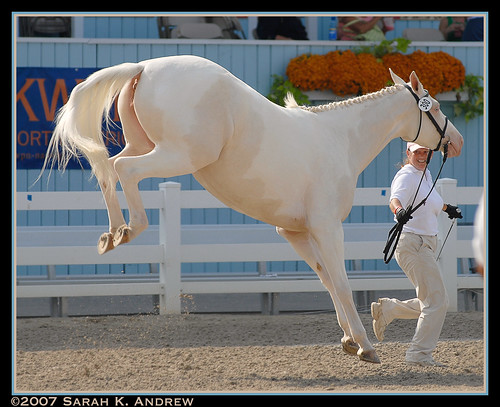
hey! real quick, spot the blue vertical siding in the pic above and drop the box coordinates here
[15,38,485,275]
[84,17,158,39]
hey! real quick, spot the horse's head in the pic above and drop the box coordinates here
[390,69,463,158]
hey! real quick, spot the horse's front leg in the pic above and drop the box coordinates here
[311,223,380,363]
[276,227,359,357]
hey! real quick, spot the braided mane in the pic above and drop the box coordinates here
[285,84,405,112]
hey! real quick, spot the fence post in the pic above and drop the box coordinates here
[436,178,458,312]
[158,182,182,314]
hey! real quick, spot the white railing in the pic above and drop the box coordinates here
[15,179,483,314]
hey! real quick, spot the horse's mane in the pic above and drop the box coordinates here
[285,84,405,112]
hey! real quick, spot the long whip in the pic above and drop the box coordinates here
[436,218,456,261]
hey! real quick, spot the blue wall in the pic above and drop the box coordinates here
[84,16,158,38]
[15,36,485,276]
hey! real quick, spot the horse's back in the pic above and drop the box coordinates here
[138,55,240,98]
[133,56,237,148]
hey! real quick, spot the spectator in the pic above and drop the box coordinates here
[338,17,386,41]
[255,17,308,40]
[439,17,466,41]
[462,17,484,41]
[381,17,395,34]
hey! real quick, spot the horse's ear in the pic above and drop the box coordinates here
[409,71,423,93]
[389,68,406,86]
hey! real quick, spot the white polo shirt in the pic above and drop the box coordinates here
[390,164,444,236]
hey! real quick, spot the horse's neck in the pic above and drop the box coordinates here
[323,89,413,177]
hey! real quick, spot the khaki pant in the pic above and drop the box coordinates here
[386,232,449,362]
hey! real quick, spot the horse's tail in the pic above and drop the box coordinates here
[40,62,145,188]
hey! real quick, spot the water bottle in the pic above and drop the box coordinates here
[328,17,337,40]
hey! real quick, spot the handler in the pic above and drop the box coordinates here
[371,142,462,366]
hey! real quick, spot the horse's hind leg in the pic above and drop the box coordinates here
[98,75,155,253]
[97,144,150,254]
[97,171,124,254]
[113,146,201,245]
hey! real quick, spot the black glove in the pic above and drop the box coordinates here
[395,207,413,225]
[444,204,463,219]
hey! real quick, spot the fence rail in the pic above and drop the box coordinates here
[15,179,483,314]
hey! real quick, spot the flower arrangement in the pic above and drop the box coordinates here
[286,49,466,97]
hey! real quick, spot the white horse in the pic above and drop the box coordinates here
[45,55,463,363]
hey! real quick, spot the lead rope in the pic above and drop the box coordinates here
[383,144,448,264]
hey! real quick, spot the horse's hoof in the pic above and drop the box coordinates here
[97,232,114,255]
[341,338,360,356]
[358,349,381,364]
[113,224,131,247]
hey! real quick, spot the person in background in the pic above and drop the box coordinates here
[337,17,386,41]
[439,17,466,41]
[255,17,308,40]
[462,16,484,41]
[371,142,463,366]
[381,17,395,34]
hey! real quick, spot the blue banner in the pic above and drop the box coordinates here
[16,67,125,169]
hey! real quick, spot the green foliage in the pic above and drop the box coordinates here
[267,74,310,107]
[454,74,484,122]
[353,37,412,59]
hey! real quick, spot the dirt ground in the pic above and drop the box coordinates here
[15,311,486,394]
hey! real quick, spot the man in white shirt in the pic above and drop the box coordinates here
[371,142,462,366]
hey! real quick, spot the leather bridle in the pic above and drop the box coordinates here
[403,84,449,152]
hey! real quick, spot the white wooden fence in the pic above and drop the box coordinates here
[16,178,483,314]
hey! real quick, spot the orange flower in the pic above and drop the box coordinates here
[287,50,465,97]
